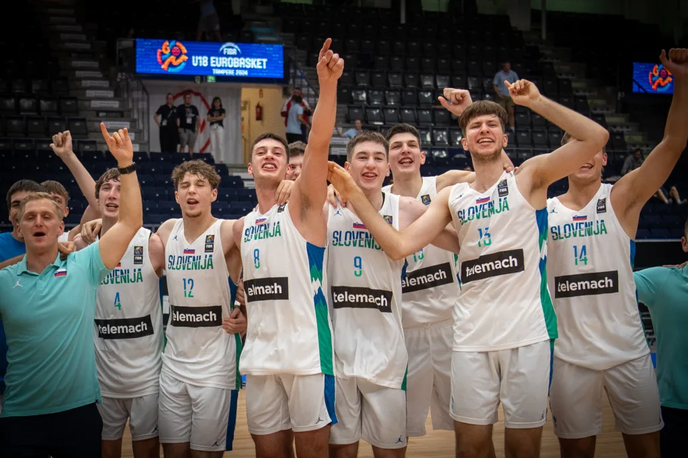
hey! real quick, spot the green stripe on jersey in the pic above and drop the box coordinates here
[536,208,558,339]
[307,243,334,376]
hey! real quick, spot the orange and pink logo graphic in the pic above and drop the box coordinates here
[157,40,188,72]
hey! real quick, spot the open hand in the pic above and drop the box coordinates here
[316,38,344,84]
[100,123,134,165]
[222,307,247,335]
[50,131,74,158]
[327,161,358,204]
[505,79,542,107]
[659,48,688,80]
[438,88,472,117]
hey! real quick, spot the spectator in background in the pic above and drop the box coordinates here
[281,86,312,137]
[621,148,644,175]
[177,93,200,154]
[493,60,519,133]
[285,95,309,144]
[286,141,306,181]
[634,219,688,458]
[207,96,227,163]
[154,93,179,153]
[196,0,222,42]
[343,119,364,139]
[655,184,687,205]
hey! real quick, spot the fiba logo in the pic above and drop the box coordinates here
[157,40,188,73]
[219,42,241,56]
[648,64,673,92]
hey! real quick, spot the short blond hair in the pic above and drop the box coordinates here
[17,192,64,222]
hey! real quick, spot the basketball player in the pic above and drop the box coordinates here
[153,159,246,458]
[74,167,165,458]
[327,79,609,458]
[327,131,459,458]
[232,39,342,458]
[546,48,688,458]
[286,141,306,180]
[380,121,513,438]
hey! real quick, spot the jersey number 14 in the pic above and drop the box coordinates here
[573,245,588,266]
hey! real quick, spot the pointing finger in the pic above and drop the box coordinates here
[100,123,112,141]
[319,38,332,59]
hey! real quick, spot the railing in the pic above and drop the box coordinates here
[286,46,318,111]
[115,38,150,149]
[115,75,150,148]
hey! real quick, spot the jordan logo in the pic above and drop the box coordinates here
[213,439,221,447]
[316,416,324,424]
[12,280,22,289]
[549,208,557,214]
[173,235,178,241]
[334,209,343,217]
[396,436,404,444]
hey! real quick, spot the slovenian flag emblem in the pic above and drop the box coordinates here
[255,218,267,225]
[183,248,195,254]
[476,197,490,204]
[116,262,121,268]
[353,222,367,229]
[54,268,67,278]
[573,215,587,222]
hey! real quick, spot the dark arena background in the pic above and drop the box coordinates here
[0,0,686,456]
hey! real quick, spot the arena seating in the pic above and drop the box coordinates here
[277,3,687,239]
[0,2,685,239]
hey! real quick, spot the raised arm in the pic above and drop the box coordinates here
[50,131,99,211]
[328,162,453,260]
[98,124,143,269]
[511,80,609,190]
[293,38,343,214]
[612,49,688,225]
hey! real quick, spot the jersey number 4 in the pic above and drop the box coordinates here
[114,292,121,310]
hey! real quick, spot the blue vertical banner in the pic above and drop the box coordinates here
[136,39,285,80]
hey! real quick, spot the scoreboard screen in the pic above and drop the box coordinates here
[136,39,285,81]
[632,62,674,94]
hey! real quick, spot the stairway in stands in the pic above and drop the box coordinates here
[39,0,147,152]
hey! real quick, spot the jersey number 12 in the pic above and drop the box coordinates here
[183,278,195,298]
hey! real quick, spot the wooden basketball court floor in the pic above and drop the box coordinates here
[120,390,628,457]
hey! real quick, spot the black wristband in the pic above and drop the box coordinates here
[117,162,137,175]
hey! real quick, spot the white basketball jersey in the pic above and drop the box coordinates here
[547,184,648,370]
[384,177,460,327]
[240,203,334,376]
[448,171,557,351]
[94,228,163,398]
[164,219,239,390]
[327,193,407,389]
